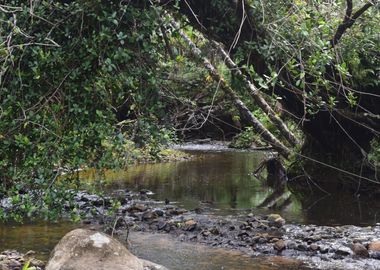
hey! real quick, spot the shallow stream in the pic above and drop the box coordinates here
[1,145,380,269]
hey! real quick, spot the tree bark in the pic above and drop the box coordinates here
[169,17,291,158]
[331,1,376,47]
[213,41,300,147]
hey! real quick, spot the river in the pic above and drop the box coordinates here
[1,146,379,269]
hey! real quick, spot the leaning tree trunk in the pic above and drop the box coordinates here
[161,0,380,189]
[168,17,291,158]
[213,41,300,147]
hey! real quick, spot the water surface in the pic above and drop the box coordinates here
[80,148,380,226]
[129,232,308,270]
[1,147,379,270]
[80,150,304,223]
[0,222,308,270]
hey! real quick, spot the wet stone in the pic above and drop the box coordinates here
[258,238,267,244]
[167,208,187,216]
[368,241,380,252]
[270,238,279,243]
[164,225,171,233]
[305,235,322,242]
[244,226,253,231]
[157,220,167,230]
[153,209,164,217]
[193,207,203,214]
[132,212,144,221]
[238,231,249,238]
[319,245,330,254]
[201,230,211,237]
[351,243,369,258]
[128,204,148,213]
[286,241,297,250]
[296,244,308,251]
[111,190,130,204]
[0,250,44,270]
[140,189,154,195]
[209,227,220,235]
[370,251,380,260]
[335,246,352,256]
[142,211,158,221]
[82,219,92,225]
[9,259,21,268]
[267,214,285,228]
[274,240,286,252]
[184,220,197,231]
[309,244,319,252]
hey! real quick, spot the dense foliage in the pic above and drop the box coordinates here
[0,0,379,219]
[178,0,379,171]
[0,1,174,219]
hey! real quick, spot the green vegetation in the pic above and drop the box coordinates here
[369,139,380,168]
[229,127,263,149]
[22,260,36,270]
[1,0,379,220]
[0,1,174,220]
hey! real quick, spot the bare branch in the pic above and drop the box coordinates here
[331,1,376,47]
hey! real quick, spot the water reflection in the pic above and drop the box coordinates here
[80,151,303,222]
[0,221,78,259]
[0,222,309,270]
[290,190,380,226]
[128,232,309,270]
[79,149,380,226]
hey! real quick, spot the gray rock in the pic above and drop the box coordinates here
[142,211,158,221]
[319,245,329,254]
[0,250,44,270]
[274,240,286,252]
[153,209,164,217]
[351,243,369,258]
[267,214,285,228]
[296,244,308,251]
[46,229,164,270]
[309,244,319,251]
[370,251,380,260]
[157,221,168,230]
[286,241,297,250]
[141,259,168,270]
[335,246,353,256]
[128,204,148,213]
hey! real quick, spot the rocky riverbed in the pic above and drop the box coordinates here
[2,189,380,269]
[0,250,44,270]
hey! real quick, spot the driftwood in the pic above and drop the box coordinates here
[168,17,291,158]
[213,41,300,147]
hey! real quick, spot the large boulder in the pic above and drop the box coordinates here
[46,229,146,270]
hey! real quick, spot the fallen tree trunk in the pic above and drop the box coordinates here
[168,18,291,158]
[213,41,300,147]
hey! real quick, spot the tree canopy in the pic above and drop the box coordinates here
[0,0,379,219]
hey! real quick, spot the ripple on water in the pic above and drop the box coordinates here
[128,232,309,270]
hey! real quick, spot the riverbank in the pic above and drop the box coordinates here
[3,189,380,269]
[106,190,380,270]
[0,250,44,270]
